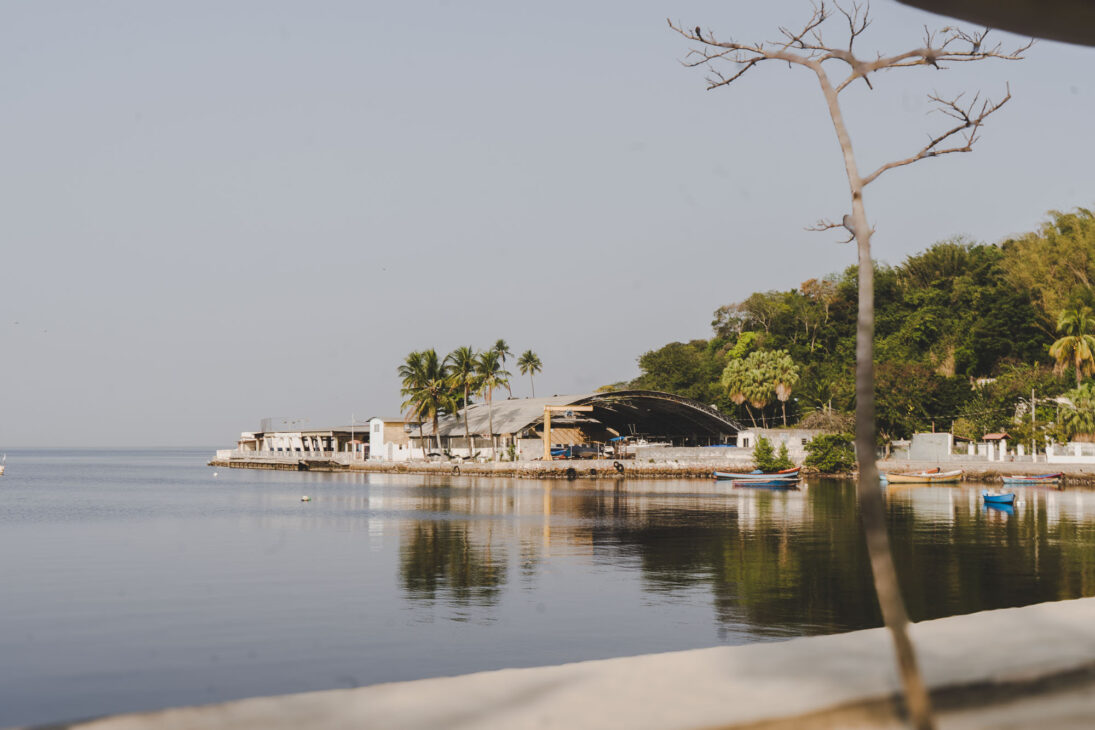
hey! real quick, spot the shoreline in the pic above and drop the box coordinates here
[207,456,1095,484]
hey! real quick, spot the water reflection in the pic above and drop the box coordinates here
[394,478,1095,636]
[398,493,508,607]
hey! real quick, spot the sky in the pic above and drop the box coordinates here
[2,1,1093,448]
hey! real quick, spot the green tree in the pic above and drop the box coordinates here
[476,349,510,458]
[517,350,543,397]
[1061,383,1095,439]
[771,350,800,427]
[803,433,856,473]
[751,436,776,472]
[398,349,454,454]
[1049,305,1095,387]
[721,358,756,427]
[445,346,480,454]
[1000,207,1095,330]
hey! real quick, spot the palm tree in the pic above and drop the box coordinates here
[398,349,453,455]
[771,350,801,427]
[398,351,430,453]
[1050,305,1095,387]
[476,349,510,459]
[721,358,758,428]
[445,346,480,456]
[493,339,514,398]
[1062,383,1095,438]
[517,350,543,397]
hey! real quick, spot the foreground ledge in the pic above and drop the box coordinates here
[43,598,1095,730]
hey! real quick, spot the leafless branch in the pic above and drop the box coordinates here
[806,216,856,243]
[861,84,1011,186]
[671,2,1030,94]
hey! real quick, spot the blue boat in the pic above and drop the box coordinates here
[714,467,800,481]
[981,490,1016,505]
[731,479,800,489]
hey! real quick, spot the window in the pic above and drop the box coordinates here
[373,423,381,433]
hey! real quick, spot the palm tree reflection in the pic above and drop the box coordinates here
[400,520,507,607]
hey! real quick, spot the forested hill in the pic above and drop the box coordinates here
[612,207,1095,442]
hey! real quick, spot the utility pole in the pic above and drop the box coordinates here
[542,405,594,461]
[1032,388,1037,462]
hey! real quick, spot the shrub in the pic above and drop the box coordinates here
[753,436,795,471]
[803,433,856,473]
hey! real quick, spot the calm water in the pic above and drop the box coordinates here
[4,450,1095,727]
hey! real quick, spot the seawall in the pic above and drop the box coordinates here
[208,455,1095,484]
[44,597,1095,730]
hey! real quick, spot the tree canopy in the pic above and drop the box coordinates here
[616,209,1095,440]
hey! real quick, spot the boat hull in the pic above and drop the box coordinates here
[714,468,800,481]
[883,469,963,484]
[1001,473,1062,485]
[731,479,800,489]
[982,492,1016,505]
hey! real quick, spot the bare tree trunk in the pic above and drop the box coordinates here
[744,403,758,429]
[818,68,935,730]
[670,16,1025,727]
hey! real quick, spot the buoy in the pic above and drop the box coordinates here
[301,495,311,502]
[213,472,218,477]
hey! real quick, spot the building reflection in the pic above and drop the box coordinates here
[389,476,1095,634]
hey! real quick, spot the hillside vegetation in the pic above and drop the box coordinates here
[615,207,1095,444]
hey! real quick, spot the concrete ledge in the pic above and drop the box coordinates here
[42,597,1095,730]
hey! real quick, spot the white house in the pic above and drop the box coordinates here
[368,417,423,462]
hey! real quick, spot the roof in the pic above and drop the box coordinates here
[983,432,1011,440]
[418,390,742,439]
[896,1,1095,47]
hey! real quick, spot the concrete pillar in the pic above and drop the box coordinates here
[968,442,976,456]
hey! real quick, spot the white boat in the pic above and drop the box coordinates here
[0,453,5,476]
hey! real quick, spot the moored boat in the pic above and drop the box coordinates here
[731,478,800,489]
[982,490,1016,505]
[883,468,963,484]
[714,467,800,481]
[1001,473,1062,485]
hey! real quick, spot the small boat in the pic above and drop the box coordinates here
[982,490,1016,505]
[731,478,800,489]
[0,453,5,476]
[883,469,963,484]
[1001,473,1062,485]
[714,467,800,481]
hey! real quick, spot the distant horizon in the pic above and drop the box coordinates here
[4,1,1092,447]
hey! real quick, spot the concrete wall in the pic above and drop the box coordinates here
[633,446,756,465]
[71,597,1095,730]
[909,432,953,461]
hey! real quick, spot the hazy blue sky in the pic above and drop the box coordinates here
[2,1,1092,448]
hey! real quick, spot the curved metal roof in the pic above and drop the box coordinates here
[422,390,741,440]
[896,1,1095,47]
